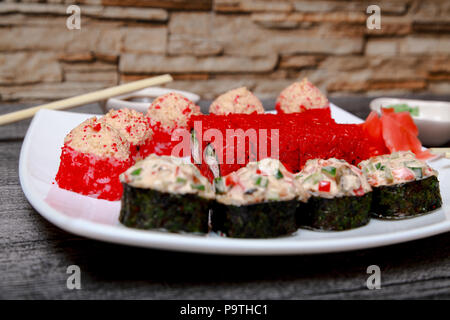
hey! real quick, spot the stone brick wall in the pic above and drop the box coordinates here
[0,0,449,102]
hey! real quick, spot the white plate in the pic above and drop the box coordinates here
[19,104,450,255]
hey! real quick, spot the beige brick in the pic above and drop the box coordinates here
[214,0,292,13]
[0,3,168,21]
[213,15,364,56]
[0,52,62,85]
[0,25,123,56]
[83,5,168,21]
[168,35,223,56]
[61,61,117,72]
[100,0,212,10]
[293,1,408,15]
[429,82,450,94]
[0,82,108,101]
[251,13,303,29]
[169,12,215,37]
[320,56,369,71]
[58,52,95,62]
[122,27,167,54]
[279,55,322,69]
[119,54,278,73]
[64,71,118,84]
[365,39,400,56]
[400,36,450,55]
[369,57,427,80]
[412,1,450,24]
[365,16,412,36]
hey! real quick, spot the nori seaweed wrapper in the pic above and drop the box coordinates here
[297,192,372,231]
[211,200,298,238]
[120,184,212,233]
[370,175,442,220]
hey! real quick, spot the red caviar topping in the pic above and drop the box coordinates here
[92,123,102,132]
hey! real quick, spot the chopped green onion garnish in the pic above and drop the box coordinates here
[305,172,322,184]
[176,177,187,183]
[131,168,142,176]
[375,163,381,170]
[275,170,284,179]
[214,177,226,194]
[409,167,422,179]
[255,176,269,187]
[321,166,336,177]
[191,184,205,191]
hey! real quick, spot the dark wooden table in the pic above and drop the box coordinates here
[1,95,449,299]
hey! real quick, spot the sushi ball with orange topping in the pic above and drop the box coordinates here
[55,117,133,201]
[276,78,329,114]
[145,92,201,157]
[102,108,152,159]
[209,87,264,115]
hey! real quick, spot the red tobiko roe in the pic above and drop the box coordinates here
[189,108,378,179]
[55,145,132,201]
[139,122,186,158]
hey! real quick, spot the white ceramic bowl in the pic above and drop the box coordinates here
[103,87,200,114]
[370,98,450,146]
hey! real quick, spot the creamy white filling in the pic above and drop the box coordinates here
[216,158,309,206]
[120,154,214,199]
[296,158,371,198]
[358,151,437,187]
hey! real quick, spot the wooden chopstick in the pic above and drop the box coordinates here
[0,74,173,126]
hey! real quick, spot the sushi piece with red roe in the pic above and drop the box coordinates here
[209,87,264,115]
[142,92,201,158]
[101,108,153,159]
[276,78,329,114]
[55,117,133,201]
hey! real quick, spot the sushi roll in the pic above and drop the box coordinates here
[119,154,215,233]
[55,117,133,201]
[295,158,372,231]
[101,108,153,159]
[276,78,329,114]
[212,158,308,238]
[358,151,442,219]
[143,92,201,157]
[209,87,264,115]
